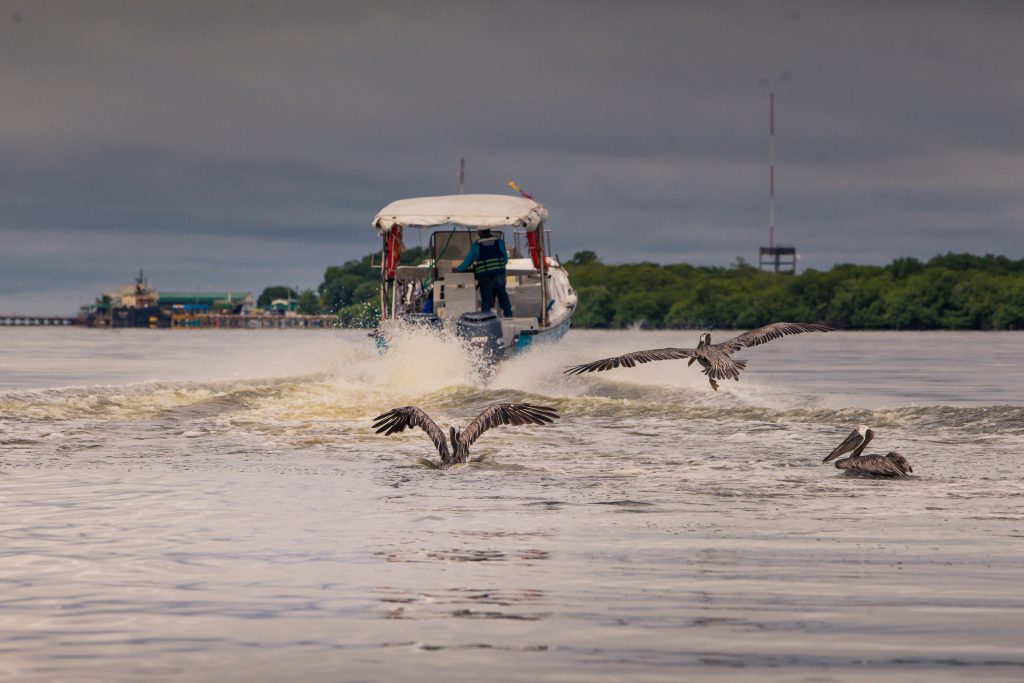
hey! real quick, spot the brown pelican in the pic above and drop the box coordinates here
[823,425,913,476]
[564,322,833,390]
[373,402,559,468]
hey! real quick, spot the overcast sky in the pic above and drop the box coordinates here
[3,1,1023,314]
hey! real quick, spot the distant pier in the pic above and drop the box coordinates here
[1,313,340,329]
[171,314,338,329]
[1,315,75,326]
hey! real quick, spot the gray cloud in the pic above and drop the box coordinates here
[2,1,1023,313]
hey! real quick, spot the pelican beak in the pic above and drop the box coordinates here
[823,429,862,463]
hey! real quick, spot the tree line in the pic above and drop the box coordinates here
[565,251,1024,330]
[260,248,1024,330]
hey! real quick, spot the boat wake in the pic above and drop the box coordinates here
[2,328,1021,458]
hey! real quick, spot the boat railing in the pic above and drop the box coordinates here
[512,228,552,260]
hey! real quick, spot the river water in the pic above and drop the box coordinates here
[1,327,1022,682]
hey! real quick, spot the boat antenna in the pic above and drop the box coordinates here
[459,158,465,194]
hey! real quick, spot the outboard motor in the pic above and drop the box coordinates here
[402,312,443,330]
[456,311,503,360]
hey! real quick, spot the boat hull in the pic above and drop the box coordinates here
[375,310,572,363]
[509,313,572,357]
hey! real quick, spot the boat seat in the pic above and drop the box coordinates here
[435,272,478,319]
[441,272,476,287]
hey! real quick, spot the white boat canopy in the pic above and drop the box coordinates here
[372,194,548,234]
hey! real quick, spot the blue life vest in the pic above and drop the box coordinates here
[474,237,507,274]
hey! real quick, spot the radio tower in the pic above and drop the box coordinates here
[759,91,797,273]
[770,91,775,251]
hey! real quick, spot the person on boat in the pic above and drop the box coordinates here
[455,228,513,317]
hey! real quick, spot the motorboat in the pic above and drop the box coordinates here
[371,193,576,359]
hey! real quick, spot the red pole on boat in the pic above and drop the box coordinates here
[508,180,547,325]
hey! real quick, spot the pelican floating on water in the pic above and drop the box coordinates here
[564,322,833,390]
[823,425,913,477]
[373,402,559,469]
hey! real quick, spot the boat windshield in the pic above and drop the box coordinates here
[429,229,508,264]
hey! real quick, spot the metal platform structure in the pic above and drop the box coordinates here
[759,245,797,273]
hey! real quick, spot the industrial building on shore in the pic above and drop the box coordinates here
[79,272,332,329]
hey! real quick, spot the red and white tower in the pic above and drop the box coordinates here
[759,91,797,273]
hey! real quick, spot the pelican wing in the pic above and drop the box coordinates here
[719,322,834,354]
[458,402,559,448]
[373,406,450,460]
[848,453,912,477]
[884,452,913,475]
[564,347,698,375]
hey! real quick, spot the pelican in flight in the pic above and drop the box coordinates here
[823,425,913,477]
[373,402,559,469]
[564,322,833,390]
